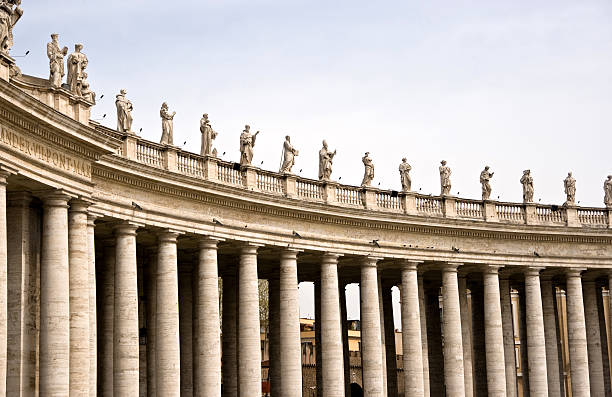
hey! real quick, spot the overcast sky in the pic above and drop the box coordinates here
[12,1,612,324]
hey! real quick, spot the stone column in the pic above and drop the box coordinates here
[269,277,281,396]
[441,263,465,397]
[565,269,590,397]
[87,215,97,397]
[360,257,384,397]
[113,222,140,396]
[524,267,548,396]
[470,283,486,396]
[499,277,517,397]
[417,274,430,397]
[69,199,91,396]
[279,249,302,396]
[0,170,9,397]
[222,275,238,397]
[541,278,562,396]
[382,286,398,397]
[400,260,424,397]
[145,248,157,397]
[194,237,222,397]
[155,230,181,397]
[483,266,506,396]
[458,275,474,397]
[179,265,193,396]
[583,280,605,396]
[320,253,345,397]
[425,286,443,396]
[340,283,350,396]
[100,241,115,397]
[377,271,387,397]
[40,191,71,396]
[238,244,262,396]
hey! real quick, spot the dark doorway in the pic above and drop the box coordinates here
[350,383,363,397]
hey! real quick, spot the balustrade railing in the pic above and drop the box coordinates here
[416,195,443,215]
[578,208,608,226]
[100,127,610,229]
[456,199,483,218]
[297,179,323,200]
[336,186,362,206]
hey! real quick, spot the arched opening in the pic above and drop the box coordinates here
[350,383,363,397]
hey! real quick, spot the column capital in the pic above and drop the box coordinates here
[523,266,545,277]
[280,247,302,260]
[321,252,342,264]
[239,242,263,256]
[87,213,101,227]
[69,198,94,213]
[7,191,32,206]
[441,262,462,272]
[360,256,383,267]
[0,163,17,183]
[482,264,502,274]
[41,190,73,207]
[156,229,182,242]
[113,221,141,236]
[400,259,422,271]
[197,235,224,250]
[565,268,586,278]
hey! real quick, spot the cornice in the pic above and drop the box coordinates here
[92,159,612,245]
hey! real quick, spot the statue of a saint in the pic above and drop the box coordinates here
[564,172,576,205]
[239,125,259,165]
[361,152,374,187]
[116,89,133,133]
[604,175,612,207]
[66,44,88,96]
[159,102,176,145]
[279,135,298,173]
[480,166,494,200]
[0,0,22,56]
[399,158,412,192]
[439,160,451,196]
[318,140,336,181]
[47,33,68,88]
[520,169,534,203]
[200,113,218,156]
[80,72,95,103]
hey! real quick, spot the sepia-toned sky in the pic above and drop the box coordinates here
[13,0,612,325]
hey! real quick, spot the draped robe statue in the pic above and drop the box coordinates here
[47,34,67,88]
[0,0,22,56]
[361,152,374,187]
[239,125,259,165]
[279,135,298,173]
[520,170,534,203]
[159,102,176,145]
[480,166,494,200]
[66,44,88,95]
[439,160,451,195]
[318,140,336,180]
[604,176,612,207]
[116,89,133,132]
[399,158,412,191]
[564,172,576,205]
[200,114,218,156]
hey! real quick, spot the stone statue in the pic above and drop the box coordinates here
[361,152,374,187]
[279,135,298,173]
[520,169,534,203]
[318,140,336,181]
[564,172,576,205]
[439,160,451,196]
[480,166,494,200]
[80,72,95,103]
[66,44,88,96]
[47,33,68,88]
[116,89,133,133]
[200,113,218,156]
[159,102,176,145]
[399,158,412,192]
[604,175,612,207]
[0,0,23,56]
[239,125,259,165]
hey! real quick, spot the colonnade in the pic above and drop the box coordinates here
[0,179,611,396]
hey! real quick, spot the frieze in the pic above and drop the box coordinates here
[0,124,92,178]
[92,164,612,245]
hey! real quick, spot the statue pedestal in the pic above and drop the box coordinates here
[564,205,579,227]
[162,145,178,172]
[282,173,297,198]
[484,200,498,222]
[203,156,218,181]
[241,165,257,191]
[442,195,456,218]
[0,53,15,81]
[121,132,139,160]
[361,187,377,209]
[322,181,338,205]
[524,203,537,225]
[401,191,418,215]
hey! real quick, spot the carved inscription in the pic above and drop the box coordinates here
[0,125,92,178]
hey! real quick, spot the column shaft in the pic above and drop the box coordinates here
[383,286,398,397]
[194,238,221,397]
[377,272,387,397]
[279,249,302,396]
[441,265,465,397]
[458,276,474,397]
[565,271,590,397]
[360,258,384,397]
[418,275,430,397]
[524,269,548,396]
[269,277,281,396]
[400,262,424,396]
[320,254,344,397]
[238,245,262,396]
[0,173,8,397]
[145,249,157,397]
[222,275,238,397]
[69,200,91,396]
[155,231,181,397]
[340,284,350,396]
[470,284,487,396]
[40,192,71,396]
[499,278,518,397]
[179,268,193,396]
[87,215,97,397]
[113,223,140,396]
[483,267,507,396]
[583,280,605,396]
[425,287,443,396]
[541,279,562,396]
[100,242,115,396]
